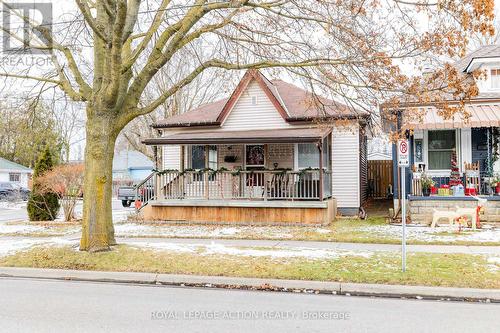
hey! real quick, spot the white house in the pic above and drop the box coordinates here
[140,70,370,224]
[368,137,392,161]
[0,157,32,188]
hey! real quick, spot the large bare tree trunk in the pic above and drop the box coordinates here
[80,112,118,252]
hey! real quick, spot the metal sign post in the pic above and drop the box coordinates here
[401,166,406,272]
[398,140,409,273]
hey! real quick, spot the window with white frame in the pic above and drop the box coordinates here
[491,69,500,89]
[297,140,329,169]
[428,130,456,170]
[9,173,21,182]
[190,146,217,170]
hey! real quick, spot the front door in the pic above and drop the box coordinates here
[472,128,491,173]
[245,145,265,192]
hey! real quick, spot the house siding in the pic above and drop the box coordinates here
[163,145,181,170]
[0,171,30,188]
[332,124,360,211]
[221,81,291,131]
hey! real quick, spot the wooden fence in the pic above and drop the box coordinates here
[367,160,393,199]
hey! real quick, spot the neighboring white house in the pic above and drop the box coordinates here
[0,157,32,188]
[140,70,371,223]
[368,137,392,161]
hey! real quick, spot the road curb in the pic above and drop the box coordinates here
[0,267,498,302]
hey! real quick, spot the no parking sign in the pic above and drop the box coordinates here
[398,139,409,167]
[397,138,408,272]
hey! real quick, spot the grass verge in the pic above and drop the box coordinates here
[1,245,498,289]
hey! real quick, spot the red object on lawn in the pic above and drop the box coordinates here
[496,183,500,194]
[431,186,437,194]
[465,188,477,196]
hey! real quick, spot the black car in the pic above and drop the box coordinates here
[0,182,30,201]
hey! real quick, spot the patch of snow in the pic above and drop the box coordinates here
[0,201,27,210]
[487,256,500,272]
[487,257,500,265]
[128,241,198,254]
[0,237,76,257]
[127,240,374,259]
[0,224,45,234]
[0,223,80,236]
[315,228,332,234]
[113,210,134,223]
[114,223,294,239]
[358,225,500,243]
[0,239,42,257]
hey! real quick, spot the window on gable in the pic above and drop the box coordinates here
[491,69,500,89]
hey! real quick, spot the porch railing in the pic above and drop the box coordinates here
[411,171,495,196]
[155,169,331,202]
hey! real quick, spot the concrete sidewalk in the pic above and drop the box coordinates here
[0,267,498,302]
[102,237,500,255]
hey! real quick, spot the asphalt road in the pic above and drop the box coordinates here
[0,278,498,333]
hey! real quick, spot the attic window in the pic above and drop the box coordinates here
[251,96,257,105]
[491,69,500,89]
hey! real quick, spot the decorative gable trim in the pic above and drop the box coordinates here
[216,70,289,124]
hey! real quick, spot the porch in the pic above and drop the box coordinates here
[140,127,337,224]
[396,106,500,225]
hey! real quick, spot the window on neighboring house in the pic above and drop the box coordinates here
[9,173,21,182]
[428,130,456,170]
[491,69,500,89]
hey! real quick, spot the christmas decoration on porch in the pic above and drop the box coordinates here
[449,149,462,187]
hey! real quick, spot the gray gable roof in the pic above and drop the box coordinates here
[0,157,32,172]
[455,44,500,72]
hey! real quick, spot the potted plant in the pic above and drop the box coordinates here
[490,175,500,195]
[420,173,435,197]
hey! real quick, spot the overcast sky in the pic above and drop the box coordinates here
[1,0,500,160]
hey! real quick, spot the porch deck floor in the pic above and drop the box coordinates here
[150,199,329,209]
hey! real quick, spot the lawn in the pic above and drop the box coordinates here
[112,217,500,246]
[2,217,499,246]
[1,245,499,289]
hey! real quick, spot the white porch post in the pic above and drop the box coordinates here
[318,139,324,201]
[204,145,210,199]
[153,145,161,201]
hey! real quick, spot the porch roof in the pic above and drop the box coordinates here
[403,104,500,130]
[143,127,332,145]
